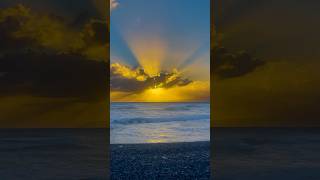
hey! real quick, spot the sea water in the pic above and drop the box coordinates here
[110,102,210,144]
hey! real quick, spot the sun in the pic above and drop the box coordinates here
[141,88,172,102]
[148,87,165,96]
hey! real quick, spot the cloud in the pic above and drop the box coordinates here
[212,46,265,79]
[211,24,264,79]
[0,2,109,128]
[110,0,119,11]
[0,5,108,100]
[0,4,108,61]
[110,63,192,92]
[0,52,108,100]
[111,81,209,102]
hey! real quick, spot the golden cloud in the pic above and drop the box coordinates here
[111,81,209,102]
[0,4,107,61]
[110,63,209,102]
[110,63,193,92]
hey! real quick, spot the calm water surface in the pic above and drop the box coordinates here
[110,102,210,144]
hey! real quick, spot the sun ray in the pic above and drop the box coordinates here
[126,35,167,76]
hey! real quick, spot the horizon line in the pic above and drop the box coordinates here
[110,101,210,103]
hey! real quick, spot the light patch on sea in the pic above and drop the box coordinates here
[110,102,210,144]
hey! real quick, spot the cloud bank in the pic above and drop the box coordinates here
[0,4,107,61]
[0,4,108,100]
[213,47,265,79]
[110,63,192,92]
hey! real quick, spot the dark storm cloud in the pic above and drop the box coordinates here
[213,46,265,79]
[211,22,265,79]
[0,4,108,60]
[0,4,108,101]
[0,0,102,20]
[0,53,107,100]
[110,63,192,92]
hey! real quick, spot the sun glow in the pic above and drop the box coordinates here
[118,26,206,77]
[147,87,165,97]
[126,36,167,76]
[110,0,210,102]
[111,81,210,102]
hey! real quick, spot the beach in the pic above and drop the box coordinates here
[110,102,210,179]
[111,141,210,179]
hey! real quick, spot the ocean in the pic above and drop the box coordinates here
[212,128,320,180]
[110,102,210,144]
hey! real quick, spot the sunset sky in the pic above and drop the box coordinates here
[213,0,320,127]
[0,0,108,128]
[110,0,210,102]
